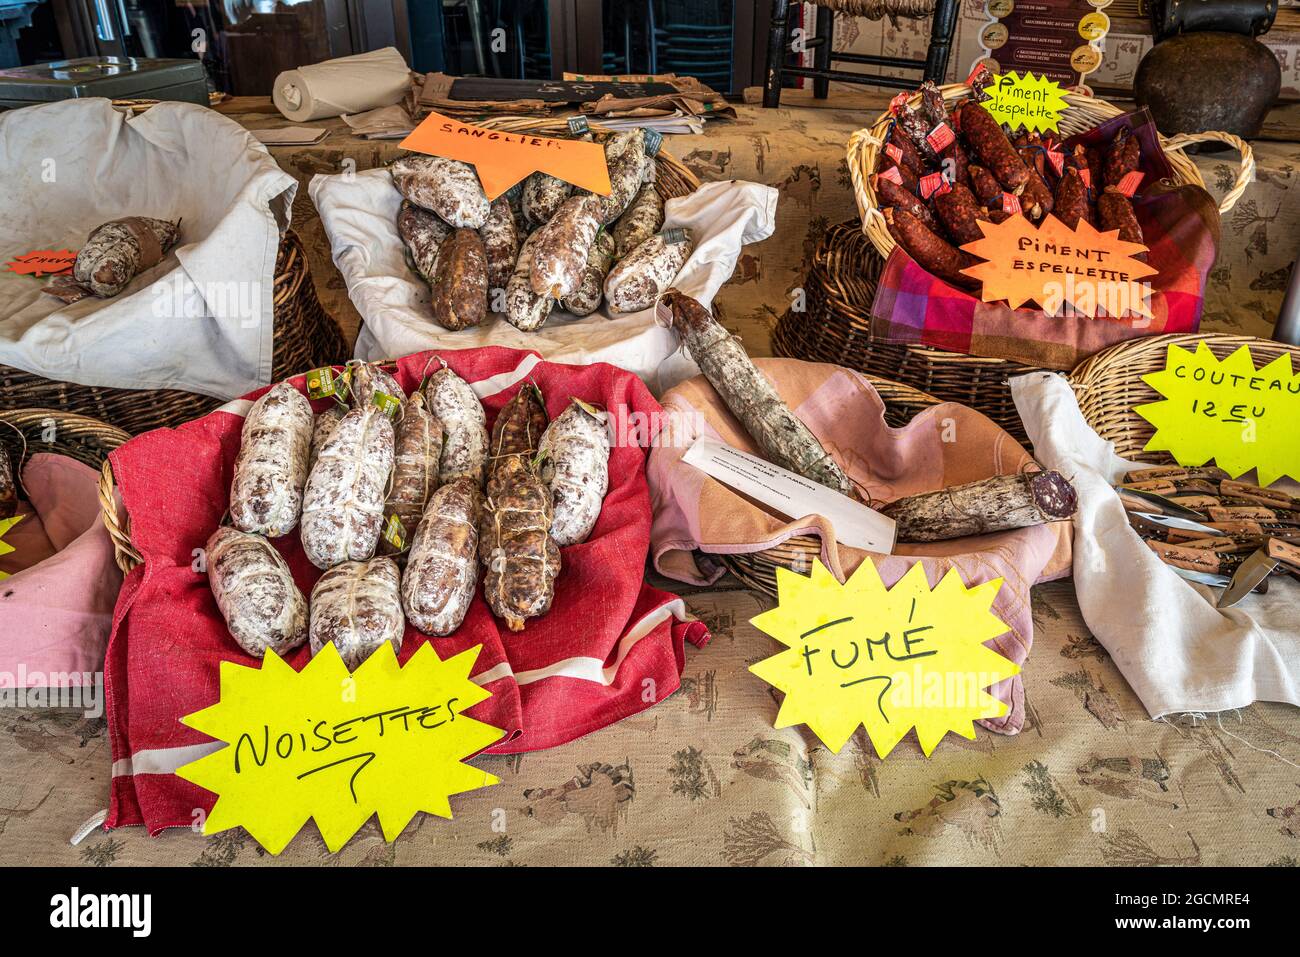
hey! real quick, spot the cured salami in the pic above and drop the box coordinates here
[530,193,603,299]
[479,197,521,291]
[349,362,404,410]
[397,200,451,283]
[538,399,610,547]
[592,129,648,224]
[402,478,483,636]
[390,154,490,228]
[504,230,555,332]
[429,228,489,330]
[45,216,181,303]
[424,363,488,486]
[309,404,346,473]
[488,382,548,480]
[380,390,444,555]
[228,381,314,538]
[522,171,573,228]
[560,229,615,316]
[480,456,560,632]
[611,182,664,260]
[309,557,405,669]
[300,405,396,569]
[659,289,854,496]
[604,229,693,314]
[206,526,308,657]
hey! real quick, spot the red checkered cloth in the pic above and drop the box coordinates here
[870,108,1221,370]
[104,347,709,835]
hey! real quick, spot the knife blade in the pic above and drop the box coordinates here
[1216,539,1300,608]
[1168,566,1234,588]
[1130,512,1221,535]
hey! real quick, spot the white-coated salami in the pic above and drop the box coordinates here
[504,229,554,332]
[309,404,345,473]
[380,391,444,554]
[479,197,520,291]
[538,400,610,546]
[592,129,647,224]
[309,557,405,669]
[522,171,573,228]
[611,182,664,259]
[397,200,451,282]
[604,229,693,314]
[424,363,488,486]
[402,478,483,636]
[228,381,313,538]
[349,362,404,410]
[300,405,396,569]
[206,526,308,657]
[560,229,614,317]
[530,193,603,299]
[391,154,490,228]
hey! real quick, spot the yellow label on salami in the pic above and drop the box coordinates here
[1135,342,1300,488]
[382,513,406,549]
[175,642,503,855]
[748,560,1018,757]
[371,390,401,417]
[305,367,338,399]
[983,71,1069,134]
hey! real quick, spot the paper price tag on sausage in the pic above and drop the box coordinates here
[960,213,1154,318]
[400,110,612,200]
[748,560,1018,757]
[982,72,1069,134]
[175,642,503,855]
[682,437,895,553]
[1135,342,1300,488]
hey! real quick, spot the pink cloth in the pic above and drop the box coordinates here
[0,454,121,685]
[104,347,709,835]
[647,358,1073,734]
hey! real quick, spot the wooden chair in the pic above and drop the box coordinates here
[763,0,961,106]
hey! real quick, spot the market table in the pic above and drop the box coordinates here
[1,93,1299,867]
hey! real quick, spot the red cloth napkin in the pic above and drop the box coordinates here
[104,347,709,835]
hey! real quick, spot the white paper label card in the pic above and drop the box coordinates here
[682,436,896,554]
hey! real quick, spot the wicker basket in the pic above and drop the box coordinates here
[716,375,942,597]
[847,81,1255,259]
[0,408,129,474]
[0,230,349,436]
[772,219,1036,441]
[1068,332,1300,461]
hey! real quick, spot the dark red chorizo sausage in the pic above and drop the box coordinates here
[885,207,979,289]
[934,183,987,246]
[1054,167,1091,229]
[955,101,1030,192]
[1098,187,1146,256]
[887,122,926,176]
[1020,168,1056,221]
[967,164,1003,207]
[1104,130,1141,187]
[875,174,940,231]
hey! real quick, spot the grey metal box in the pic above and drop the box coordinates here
[0,56,208,110]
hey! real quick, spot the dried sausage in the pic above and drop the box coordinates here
[206,526,308,657]
[538,399,610,547]
[309,557,405,669]
[560,229,615,316]
[1098,187,1146,253]
[604,229,693,314]
[530,193,603,299]
[229,381,313,538]
[611,183,664,260]
[380,390,444,555]
[934,183,986,247]
[45,216,181,303]
[885,207,978,289]
[424,363,488,486]
[397,200,450,283]
[592,129,648,224]
[504,229,554,332]
[390,154,490,228]
[429,228,488,330]
[522,172,573,228]
[402,478,483,636]
[488,382,548,480]
[480,457,560,632]
[479,197,520,292]
[956,101,1030,192]
[300,405,396,569]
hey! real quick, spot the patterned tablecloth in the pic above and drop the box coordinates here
[0,95,1298,867]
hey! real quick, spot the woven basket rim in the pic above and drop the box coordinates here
[847,81,1256,260]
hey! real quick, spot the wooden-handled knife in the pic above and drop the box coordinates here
[1216,539,1300,609]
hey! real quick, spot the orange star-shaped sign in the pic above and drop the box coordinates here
[6,249,78,277]
[400,110,611,201]
[960,214,1155,319]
